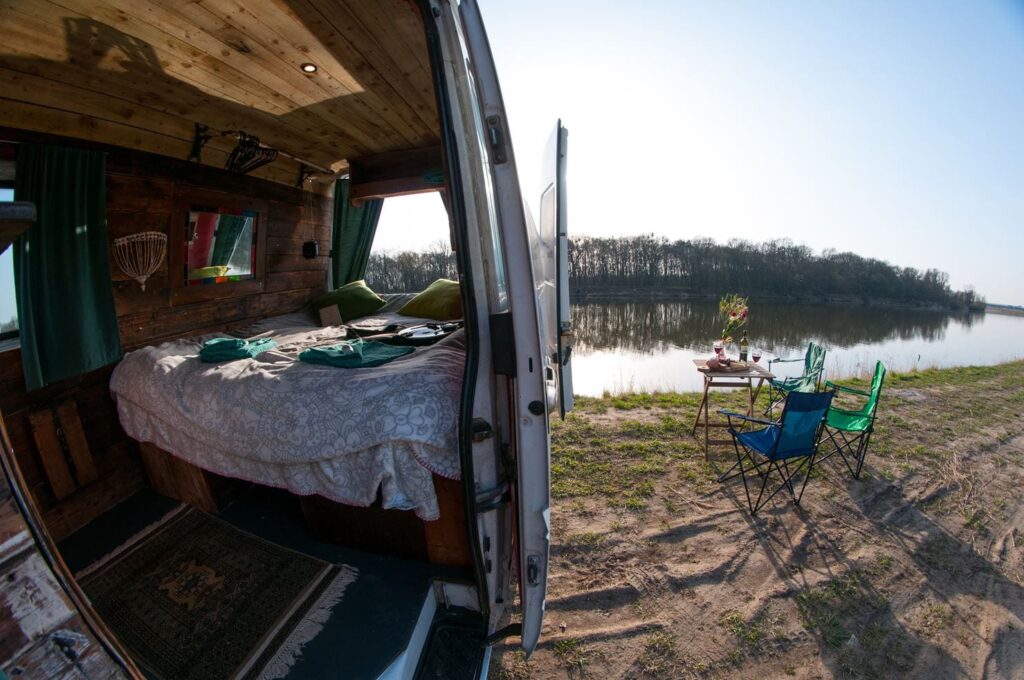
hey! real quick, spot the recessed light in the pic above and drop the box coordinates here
[300,63,317,73]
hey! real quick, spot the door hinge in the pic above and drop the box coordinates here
[474,480,510,513]
[485,115,508,164]
[489,313,516,375]
[482,623,522,647]
[527,555,541,586]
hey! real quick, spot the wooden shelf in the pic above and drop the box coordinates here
[0,201,35,256]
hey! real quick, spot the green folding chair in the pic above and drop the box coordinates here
[766,342,826,415]
[820,361,887,479]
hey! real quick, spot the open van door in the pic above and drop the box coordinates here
[538,121,574,418]
[451,0,557,656]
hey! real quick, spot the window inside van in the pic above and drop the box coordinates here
[0,187,16,340]
[366,192,455,294]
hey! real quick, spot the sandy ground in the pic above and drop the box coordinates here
[489,363,1024,679]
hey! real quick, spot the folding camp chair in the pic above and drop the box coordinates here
[821,361,887,479]
[765,342,826,415]
[717,391,834,515]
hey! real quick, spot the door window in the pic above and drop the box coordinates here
[0,187,17,340]
[366,192,456,293]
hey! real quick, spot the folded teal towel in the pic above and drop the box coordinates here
[200,337,278,363]
[298,339,414,368]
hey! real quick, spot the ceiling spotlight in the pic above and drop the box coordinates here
[300,63,318,73]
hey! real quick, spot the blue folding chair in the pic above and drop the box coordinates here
[717,391,834,514]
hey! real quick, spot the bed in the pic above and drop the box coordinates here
[109,299,464,521]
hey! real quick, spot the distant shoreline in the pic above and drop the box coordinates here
[987,304,1024,317]
[570,286,982,313]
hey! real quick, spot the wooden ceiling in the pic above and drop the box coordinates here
[0,0,440,186]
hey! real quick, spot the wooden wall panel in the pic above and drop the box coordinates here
[0,0,439,186]
[0,132,332,539]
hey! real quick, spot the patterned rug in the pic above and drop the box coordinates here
[78,505,358,680]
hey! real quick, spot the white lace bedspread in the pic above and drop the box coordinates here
[110,318,464,520]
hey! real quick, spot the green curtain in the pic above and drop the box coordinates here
[331,178,383,287]
[209,214,248,266]
[14,144,122,391]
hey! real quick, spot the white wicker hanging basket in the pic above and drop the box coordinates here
[113,231,167,291]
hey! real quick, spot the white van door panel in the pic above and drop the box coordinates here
[539,122,574,417]
[456,0,551,656]
[429,0,516,633]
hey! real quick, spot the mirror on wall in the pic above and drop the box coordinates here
[169,188,268,305]
[185,210,257,285]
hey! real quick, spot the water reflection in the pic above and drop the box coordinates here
[573,301,978,355]
[571,301,1020,396]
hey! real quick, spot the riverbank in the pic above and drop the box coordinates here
[571,287,982,313]
[490,361,1024,679]
[987,304,1024,317]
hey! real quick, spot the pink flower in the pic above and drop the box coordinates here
[729,312,738,319]
[740,308,748,319]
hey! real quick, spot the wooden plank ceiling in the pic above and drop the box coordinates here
[0,0,439,186]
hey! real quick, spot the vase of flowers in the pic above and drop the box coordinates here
[719,293,749,354]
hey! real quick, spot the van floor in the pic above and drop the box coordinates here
[58,485,475,680]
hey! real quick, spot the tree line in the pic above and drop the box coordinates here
[366,234,983,309]
[568,235,982,309]
[365,240,458,294]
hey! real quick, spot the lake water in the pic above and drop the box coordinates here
[570,301,1024,396]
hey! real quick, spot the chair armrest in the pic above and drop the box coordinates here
[717,410,778,427]
[768,357,803,368]
[825,381,871,397]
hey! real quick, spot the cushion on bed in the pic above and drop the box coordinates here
[310,280,386,322]
[397,279,462,320]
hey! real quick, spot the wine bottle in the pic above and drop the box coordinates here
[739,330,749,362]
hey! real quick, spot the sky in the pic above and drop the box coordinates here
[378,0,1024,305]
[0,189,13,325]
[4,2,1022,323]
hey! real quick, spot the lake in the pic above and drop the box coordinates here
[570,300,1024,396]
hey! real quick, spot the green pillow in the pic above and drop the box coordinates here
[310,280,386,322]
[398,278,463,320]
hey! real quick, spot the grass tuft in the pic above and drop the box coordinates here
[635,631,677,676]
[553,637,590,671]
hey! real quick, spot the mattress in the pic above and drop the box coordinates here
[110,312,464,520]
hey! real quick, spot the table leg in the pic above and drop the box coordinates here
[691,380,709,436]
[703,379,711,461]
[747,377,755,419]
[751,378,766,410]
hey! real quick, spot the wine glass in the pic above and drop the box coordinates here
[752,348,762,363]
[713,339,723,356]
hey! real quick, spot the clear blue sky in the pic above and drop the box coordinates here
[5,3,1023,322]
[470,0,1023,305]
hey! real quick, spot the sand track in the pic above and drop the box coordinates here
[491,364,1024,679]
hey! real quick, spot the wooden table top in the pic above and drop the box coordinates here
[692,358,774,380]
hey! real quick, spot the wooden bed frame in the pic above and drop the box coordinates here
[138,443,472,569]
